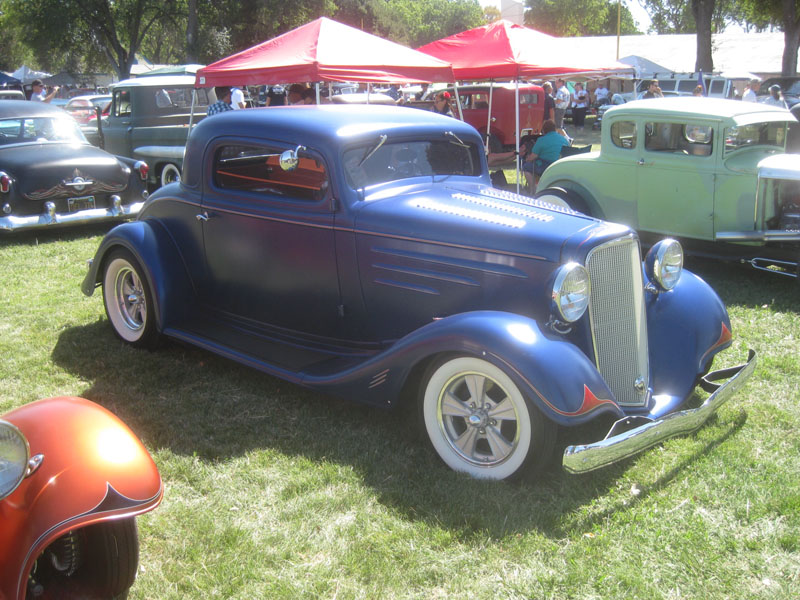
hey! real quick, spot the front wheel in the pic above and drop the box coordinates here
[102,248,160,349]
[160,162,181,187]
[421,356,555,480]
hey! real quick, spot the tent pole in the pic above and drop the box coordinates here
[453,83,463,121]
[315,82,320,104]
[188,88,197,135]
[367,82,371,105]
[515,80,520,195]
[485,80,494,154]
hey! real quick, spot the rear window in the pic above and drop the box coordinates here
[725,122,787,154]
[214,143,329,202]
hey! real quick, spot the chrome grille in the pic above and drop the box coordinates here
[585,236,649,406]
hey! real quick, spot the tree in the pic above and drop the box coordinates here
[525,0,640,36]
[737,0,800,75]
[484,6,502,23]
[5,0,182,79]
[692,0,715,71]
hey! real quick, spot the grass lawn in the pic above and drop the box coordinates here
[1,224,798,599]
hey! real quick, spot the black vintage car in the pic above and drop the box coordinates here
[0,100,149,232]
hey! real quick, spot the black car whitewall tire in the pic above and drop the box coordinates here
[160,163,181,187]
[102,249,159,349]
[421,356,555,480]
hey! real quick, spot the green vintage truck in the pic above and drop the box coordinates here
[96,75,215,188]
[537,97,800,278]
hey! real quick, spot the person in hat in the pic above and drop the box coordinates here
[29,79,59,103]
[764,84,788,108]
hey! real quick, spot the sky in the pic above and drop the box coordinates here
[478,0,653,33]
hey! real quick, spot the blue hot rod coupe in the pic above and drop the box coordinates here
[82,105,755,480]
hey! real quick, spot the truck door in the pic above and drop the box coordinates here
[104,88,133,157]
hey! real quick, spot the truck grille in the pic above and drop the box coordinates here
[585,236,649,407]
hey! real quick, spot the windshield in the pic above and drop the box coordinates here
[724,121,787,154]
[0,116,87,145]
[342,138,482,189]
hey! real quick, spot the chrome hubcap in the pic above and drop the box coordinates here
[115,267,146,331]
[438,372,520,466]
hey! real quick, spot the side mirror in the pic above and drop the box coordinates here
[280,145,306,171]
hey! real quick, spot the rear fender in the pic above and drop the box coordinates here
[0,397,162,600]
[81,219,194,332]
[305,311,621,427]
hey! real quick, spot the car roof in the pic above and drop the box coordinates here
[192,104,481,144]
[112,75,198,88]
[0,99,72,119]
[606,97,794,123]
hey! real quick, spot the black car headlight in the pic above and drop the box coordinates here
[0,420,29,500]
[645,239,683,291]
[552,263,591,322]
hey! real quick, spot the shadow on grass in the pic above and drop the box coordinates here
[52,319,749,542]
[0,222,117,247]
[684,256,798,314]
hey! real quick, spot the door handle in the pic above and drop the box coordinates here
[196,211,209,222]
[637,158,645,165]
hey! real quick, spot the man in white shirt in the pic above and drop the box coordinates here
[554,79,570,129]
[230,87,245,109]
[742,79,760,102]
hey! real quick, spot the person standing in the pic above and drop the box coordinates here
[542,82,555,122]
[431,91,454,117]
[764,84,788,108]
[207,86,234,115]
[742,79,760,102]
[643,80,664,99]
[29,79,59,102]
[554,79,570,130]
[230,87,245,109]
[572,82,589,131]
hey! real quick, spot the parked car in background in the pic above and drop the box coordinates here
[1,396,162,600]
[537,98,800,277]
[82,105,753,481]
[102,75,214,188]
[634,72,748,99]
[757,77,800,107]
[408,83,545,152]
[0,100,149,232]
[0,89,25,101]
[64,94,111,124]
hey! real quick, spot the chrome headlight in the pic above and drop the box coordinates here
[645,239,683,291]
[552,263,591,322]
[0,420,29,500]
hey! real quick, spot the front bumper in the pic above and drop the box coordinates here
[0,198,145,232]
[563,349,756,474]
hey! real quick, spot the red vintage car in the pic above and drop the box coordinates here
[0,397,162,599]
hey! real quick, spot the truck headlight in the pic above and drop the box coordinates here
[552,263,591,322]
[0,420,29,500]
[645,239,683,291]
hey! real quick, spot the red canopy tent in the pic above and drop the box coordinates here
[195,17,454,87]
[417,20,633,80]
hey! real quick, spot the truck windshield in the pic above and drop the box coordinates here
[724,121,787,154]
[343,138,482,189]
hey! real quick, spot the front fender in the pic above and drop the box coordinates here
[0,397,162,600]
[646,269,733,401]
[302,311,621,427]
[81,218,194,333]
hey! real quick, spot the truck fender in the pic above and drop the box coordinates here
[302,311,622,428]
[0,397,162,600]
[81,219,194,333]
[540,180,605,219]
[646,269,733,400]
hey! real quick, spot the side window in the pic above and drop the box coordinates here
[610,121,637,149]
[709,79,725,95]
[645,122,713,156]
[677,80,698,93]
[113,90,131,117]
[520,92,539,105]
[214,143,329,202]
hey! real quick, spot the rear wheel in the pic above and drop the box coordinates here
[535,186,592,216]
[420,355,555,480]
[160,163,181,187]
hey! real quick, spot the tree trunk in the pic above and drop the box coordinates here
[692,0,715,72]
[782,0,800,75]
[186,0,198,63]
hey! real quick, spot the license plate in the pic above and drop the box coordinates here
[68,196,95,212]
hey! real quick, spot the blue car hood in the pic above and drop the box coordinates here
[351,180,629,264]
